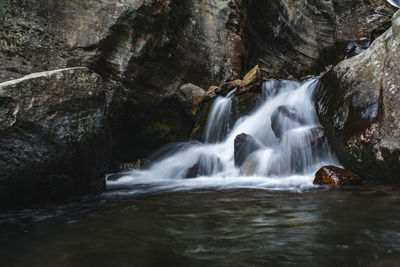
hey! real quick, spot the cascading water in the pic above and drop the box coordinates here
[204,89,236,143]
[107,78,338,194]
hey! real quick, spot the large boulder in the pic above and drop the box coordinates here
[0,0,145,82]
[185,154,223,178]
[175,83,208,116]
[234,133,261,167]
[0,67,110,209]
[315,10,400,183]
[313,165,361,186]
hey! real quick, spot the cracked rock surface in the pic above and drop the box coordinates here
[315,10,400,182]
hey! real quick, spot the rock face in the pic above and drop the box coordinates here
[1,0,247,163]
[0,0,397,207]
[313,165,361,186]
[1,0,395,83]
[234,133,260,167]
[92,0,247,162]
[245,0,396,79]
[0,0,145,82]
[0,67,109,209]
[1,0,396,164]
[315,10,400,183]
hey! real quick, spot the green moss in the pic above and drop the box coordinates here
[237,93,258,116]
[146,122,176,142]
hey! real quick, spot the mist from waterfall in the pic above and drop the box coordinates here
[107,78,338,195]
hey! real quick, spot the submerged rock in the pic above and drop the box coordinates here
[314,10,400,183]
[185,155,223,178]
[234,133,261,167]
[282,127,325,148]
[271,105,307,139]
[240,156,258,176]
[313,165,361,186]
[0,67,110,209]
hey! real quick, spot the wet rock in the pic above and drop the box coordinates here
[175,83,208,116]
[0,67,110,209]
[233,92,262,118]
[110,159,151,173]
[315,10,400,183]
[185,155,223,178]
[313,165,361,186]
[185,163,201,179]
[240,156,258,176]
[282,127,325,148]
[234,133,261,167]
[307,127,326,146]
[344,40,371,59]
[271,105,307,139]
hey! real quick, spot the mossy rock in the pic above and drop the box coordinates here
[235,92,261,116]
[146,122,176,143]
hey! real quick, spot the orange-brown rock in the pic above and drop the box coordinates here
[207,65,263,97]
[242,65,261,86]
[313,165,361,186]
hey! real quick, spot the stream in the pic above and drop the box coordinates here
[2,79,400,266]
[1,187,400,266]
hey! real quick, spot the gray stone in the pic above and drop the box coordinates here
[234,133,261,167]
[245,0,396,79]
[315,10,400,183]
[0,67,110,209]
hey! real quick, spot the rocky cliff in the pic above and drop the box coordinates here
[0,0,397,208]
[245,0,395,79]
[315,10,400,183]
[0,68,109,208]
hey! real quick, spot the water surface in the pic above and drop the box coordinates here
[1,186,400,266]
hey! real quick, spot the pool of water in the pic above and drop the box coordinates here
[1,185,400,266]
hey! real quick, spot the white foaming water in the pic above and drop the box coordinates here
[204,89,236,143]
[107,78,338,195]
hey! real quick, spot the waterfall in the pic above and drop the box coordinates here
[386,0,400,8]
[203,89,236,143]
[107,78,338,194]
